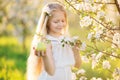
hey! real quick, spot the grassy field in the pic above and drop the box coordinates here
[0,36,29,80]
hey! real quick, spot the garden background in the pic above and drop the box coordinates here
[0,0,120,80]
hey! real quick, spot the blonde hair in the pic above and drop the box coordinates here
[27,2,69,80]
[36,2,69,36]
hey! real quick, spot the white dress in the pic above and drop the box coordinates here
[38,35,75,80]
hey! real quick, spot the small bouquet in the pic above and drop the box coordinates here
[61,36,82,48]
[60,36,87,52]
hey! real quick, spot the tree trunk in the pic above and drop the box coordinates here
[106,0,120,32]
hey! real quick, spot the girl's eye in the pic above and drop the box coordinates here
[54,21,58,23]
[55,22,58,23]
[53,20,65,23]
[62,20,65,22]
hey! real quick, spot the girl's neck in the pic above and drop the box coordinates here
[48,32,63,38]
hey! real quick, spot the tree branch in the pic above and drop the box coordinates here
[65,0,111,30]
[65,0,120,31]
[94,2,115,4]
[101,38,119,48]
[87,45,120,59]
[115,0,120,14]
[78,0,115,4]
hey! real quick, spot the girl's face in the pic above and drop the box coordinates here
[47,10,67,36]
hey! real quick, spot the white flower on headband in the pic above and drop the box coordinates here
[42,6,52,16]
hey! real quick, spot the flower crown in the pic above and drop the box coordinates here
[42,6,52,16]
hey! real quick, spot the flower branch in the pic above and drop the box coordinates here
[77,0,116,4]
[115,0,120,14]
[87,44,120,59]
[65,0,110,30]
[65,0,119,31]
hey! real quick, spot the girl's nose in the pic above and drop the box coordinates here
[58,21,64,27]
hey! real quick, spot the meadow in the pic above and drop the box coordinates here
[0,36,30,80]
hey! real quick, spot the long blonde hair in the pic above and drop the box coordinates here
[27,2,69,80]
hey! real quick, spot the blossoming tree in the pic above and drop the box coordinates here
[60,0,120,80]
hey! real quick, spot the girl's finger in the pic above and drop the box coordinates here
[38,51,41,57]
[34,50,38,56]
[33,47,37,55]
[33,47,35,50]
[41,51,46,56]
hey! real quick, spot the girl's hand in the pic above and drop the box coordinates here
[33,47,46,57]
[72,40,81,54]
[33,43,52,57]
[72,39,81,52]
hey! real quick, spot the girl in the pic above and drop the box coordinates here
[27,2,81,80]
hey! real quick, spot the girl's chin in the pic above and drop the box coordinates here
[55,31,63,34]
[55,32,63,35]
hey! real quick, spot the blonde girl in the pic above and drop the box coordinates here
[27,2,81,80]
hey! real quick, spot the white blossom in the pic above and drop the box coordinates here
[91,54,98,69]
[64,37,71,42]
[87,32,94,40]
[80,42,86,51]
[71,36,79,42]
[79,76,87,80]
[91,77,100,80]
[74,3,83,10]
[112,68,120,80]
[72,73,76,80]
[102,0,111,3]
[91,77,103,80]
[92,60,98,69]
[74,2,93,11]
[95,29,103,39]
[112,33,120,48]
[110,52,117,60]
[113,77,120,80]
[96,52,103,60]
[42,6,52,16]
[91,54,97,60]
[102,60,111,69]
[97,11,105,19]
[91,77,97,80]
[80,16,92,27]
[67,0,72,2]
[113,67,120,76]
[83,3,93,11]
[95,32,101,39]
[96,0,101,2]
[81,56,89,63]
[111,44,116,48]
[84,0,94,3]
[97,78,102,80]
[77,69,86,75]
[91,6,97,12]
[96,4,103,10]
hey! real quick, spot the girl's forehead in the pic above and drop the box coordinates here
[50,10,66,19]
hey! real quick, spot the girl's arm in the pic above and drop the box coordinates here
[42,43,55,75]
[34,43,55,76]
[72,46,82,68]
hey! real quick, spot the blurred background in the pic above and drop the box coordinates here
[0,0,120,80]
[0,0,82,80]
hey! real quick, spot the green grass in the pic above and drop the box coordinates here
[0,36,29,80]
